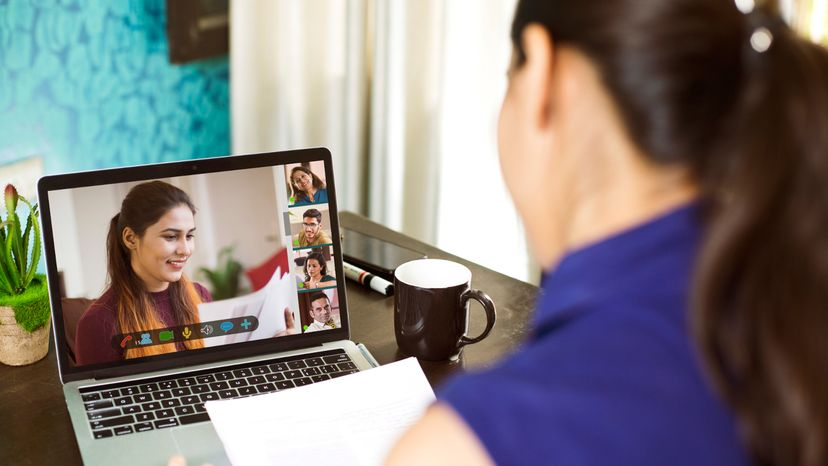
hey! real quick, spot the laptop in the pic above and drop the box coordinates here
[37,148,379,465]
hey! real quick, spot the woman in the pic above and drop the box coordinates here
[388,1,828,465]
[75,181,209,365]
[289,166,328,206]
[302,251,336,290]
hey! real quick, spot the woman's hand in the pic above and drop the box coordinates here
[167,454,210,466]
[275,307,298,336]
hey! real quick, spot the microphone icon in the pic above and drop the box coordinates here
[182,327,192,339]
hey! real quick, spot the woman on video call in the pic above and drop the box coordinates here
[385,0,828,465]
[75,181,210,365]
[289,166,328,206]
[302,251,336,290]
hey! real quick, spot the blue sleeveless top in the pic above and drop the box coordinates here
[438,204,751,466]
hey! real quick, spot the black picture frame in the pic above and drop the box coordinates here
[166,0,229,64]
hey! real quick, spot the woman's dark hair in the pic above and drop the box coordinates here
[511,1,828,464]
[106,180,204,358]
[303,252,329,282]
[290,166,326,204]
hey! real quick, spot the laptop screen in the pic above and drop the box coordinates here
[39,149,349,379]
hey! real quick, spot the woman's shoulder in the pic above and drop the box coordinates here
[437,307,748,465]
[77,289,119,332]
[74,289,123,365]
[292,195,310,206]
[82,289,118,317]
[193,282,213,302]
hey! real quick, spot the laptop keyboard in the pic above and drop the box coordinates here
[79,349,358,439]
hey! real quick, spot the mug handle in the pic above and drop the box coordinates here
[458,288,496,346]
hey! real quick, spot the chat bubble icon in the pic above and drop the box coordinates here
[219,321,234,333]
[159,330,174,342]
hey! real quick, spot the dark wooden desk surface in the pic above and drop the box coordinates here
[0,211,538,465]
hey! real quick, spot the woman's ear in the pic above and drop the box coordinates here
[518,23,556,131]
[122,227,138,250]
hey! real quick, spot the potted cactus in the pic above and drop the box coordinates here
[0,184,51,365]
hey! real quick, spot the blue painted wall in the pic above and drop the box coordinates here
[0,0,230,174]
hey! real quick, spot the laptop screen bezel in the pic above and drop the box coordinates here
[38,148,352,383]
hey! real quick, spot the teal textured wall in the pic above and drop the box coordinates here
[0,0,230,174]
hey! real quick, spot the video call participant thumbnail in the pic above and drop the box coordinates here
[294,208,331,247]
[302,251,336,290]
[289,166,328,206]
[304,291,340,332]
[74,181,211,366]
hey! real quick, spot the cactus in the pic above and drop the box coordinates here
[0,184,41,295]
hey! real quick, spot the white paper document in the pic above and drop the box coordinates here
[206,358,436,466]
[197,265,296,346]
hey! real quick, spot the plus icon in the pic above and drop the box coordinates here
[240,319,252,330]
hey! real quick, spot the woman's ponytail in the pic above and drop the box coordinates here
[693,14,828,466]
[106,213,134,291]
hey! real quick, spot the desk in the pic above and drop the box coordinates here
[0,212,538,465]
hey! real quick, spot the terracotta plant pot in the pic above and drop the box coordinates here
[0,306,51,366]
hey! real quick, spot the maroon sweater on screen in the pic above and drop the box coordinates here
[74,283,211,366]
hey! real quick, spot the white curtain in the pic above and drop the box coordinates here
[231,0,535,283]
[231,0,369,212]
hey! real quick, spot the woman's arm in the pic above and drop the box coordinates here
[317,275,337,288]
[304,276,336,289]
[385,403,494,466]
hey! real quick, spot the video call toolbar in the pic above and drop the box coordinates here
[110,316,260,350]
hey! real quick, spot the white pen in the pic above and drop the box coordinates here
[343,261,394,296]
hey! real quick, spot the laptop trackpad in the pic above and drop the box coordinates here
[172,423,231,466]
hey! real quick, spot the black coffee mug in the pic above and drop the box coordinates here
[394,259,496,361]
